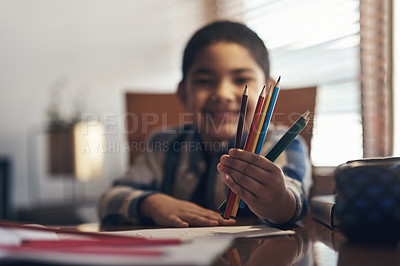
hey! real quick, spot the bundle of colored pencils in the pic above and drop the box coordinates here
[220,77,311,219]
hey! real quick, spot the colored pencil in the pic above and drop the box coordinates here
[265,109,311,162]
[22,238,181,248]
[229,108,311,217]
[0,244,163,257]
[230,196,241,217]
[226,247,242,266]
[254,76,281,154]
[221,85,248,218]
[243,86,266,151]
[0,220,180,243]
[234,85,249,148]
[231,83,275,217]
[249,84,273,152]
[223,85,266,219]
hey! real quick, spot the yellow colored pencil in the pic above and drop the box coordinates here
[249,84,273,152]
[231,196,241,217]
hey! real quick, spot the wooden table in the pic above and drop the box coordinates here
[2,214,398,266]
[76,214,399,266]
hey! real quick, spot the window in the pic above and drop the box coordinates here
[240,0,363,166]
[181,0,395,164]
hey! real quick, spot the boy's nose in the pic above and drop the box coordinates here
[214,80,236,102]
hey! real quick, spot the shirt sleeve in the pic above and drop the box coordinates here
[97,132,169,226]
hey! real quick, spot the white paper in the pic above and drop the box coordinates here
[0,227,21,246]
[0,225,58,246]
[0,225,294,265]
[106,225,294,241]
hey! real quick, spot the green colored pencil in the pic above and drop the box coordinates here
[265,109,311,162]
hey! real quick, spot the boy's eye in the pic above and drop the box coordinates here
[192,78,213,86]
[234,77,252,84]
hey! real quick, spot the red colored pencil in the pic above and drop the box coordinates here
[243,85,266,151]
[0,220,134,240]
[0,220,180,243]
[0,244,163,257]
[22,238,181,248]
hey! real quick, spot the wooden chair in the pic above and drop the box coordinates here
[272,86,317,154]
[125,86,317,164]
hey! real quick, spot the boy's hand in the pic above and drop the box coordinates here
[217,148,296,224]
[139,193,236,227]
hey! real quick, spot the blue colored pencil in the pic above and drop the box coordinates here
[254,76,281,154]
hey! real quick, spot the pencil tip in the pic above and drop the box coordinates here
[305,114,312,124]
[274,76,281,88]
[260,85,266,95]
[302,108,312,118]
[243,85,248,95]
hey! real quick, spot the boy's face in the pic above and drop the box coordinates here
[180,42,267,142]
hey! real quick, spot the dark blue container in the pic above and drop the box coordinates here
[334,157,400,242]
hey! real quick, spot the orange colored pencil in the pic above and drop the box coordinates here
[249,84,273,152]
[230,195,241,217]
[243,86,266,151]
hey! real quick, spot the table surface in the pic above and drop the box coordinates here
[75,214,399,266]
[1,214,399,266]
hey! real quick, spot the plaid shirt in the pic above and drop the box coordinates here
[97,125,311,227]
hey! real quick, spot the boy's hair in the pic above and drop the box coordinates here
[182,20,270,82]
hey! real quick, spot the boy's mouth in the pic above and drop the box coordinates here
[203,110,239,123]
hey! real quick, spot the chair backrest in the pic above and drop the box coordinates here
[273,86,317,154]
[125,93,186,164]
[125,86,317,164]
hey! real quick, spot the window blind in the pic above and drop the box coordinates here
[215,0,363,166]
[174,0,394,164]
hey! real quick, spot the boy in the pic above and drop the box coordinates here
[98,21,311,227]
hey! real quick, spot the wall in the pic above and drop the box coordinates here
[0,0,210,218]
[394,0,400,156]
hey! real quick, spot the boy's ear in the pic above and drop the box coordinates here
[177,82,187,108]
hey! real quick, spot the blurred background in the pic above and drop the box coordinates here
[0,0,398,225]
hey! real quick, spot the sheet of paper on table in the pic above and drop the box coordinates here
[106,225,295,241]
[0,225,294,266]
[0,226,58,245]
